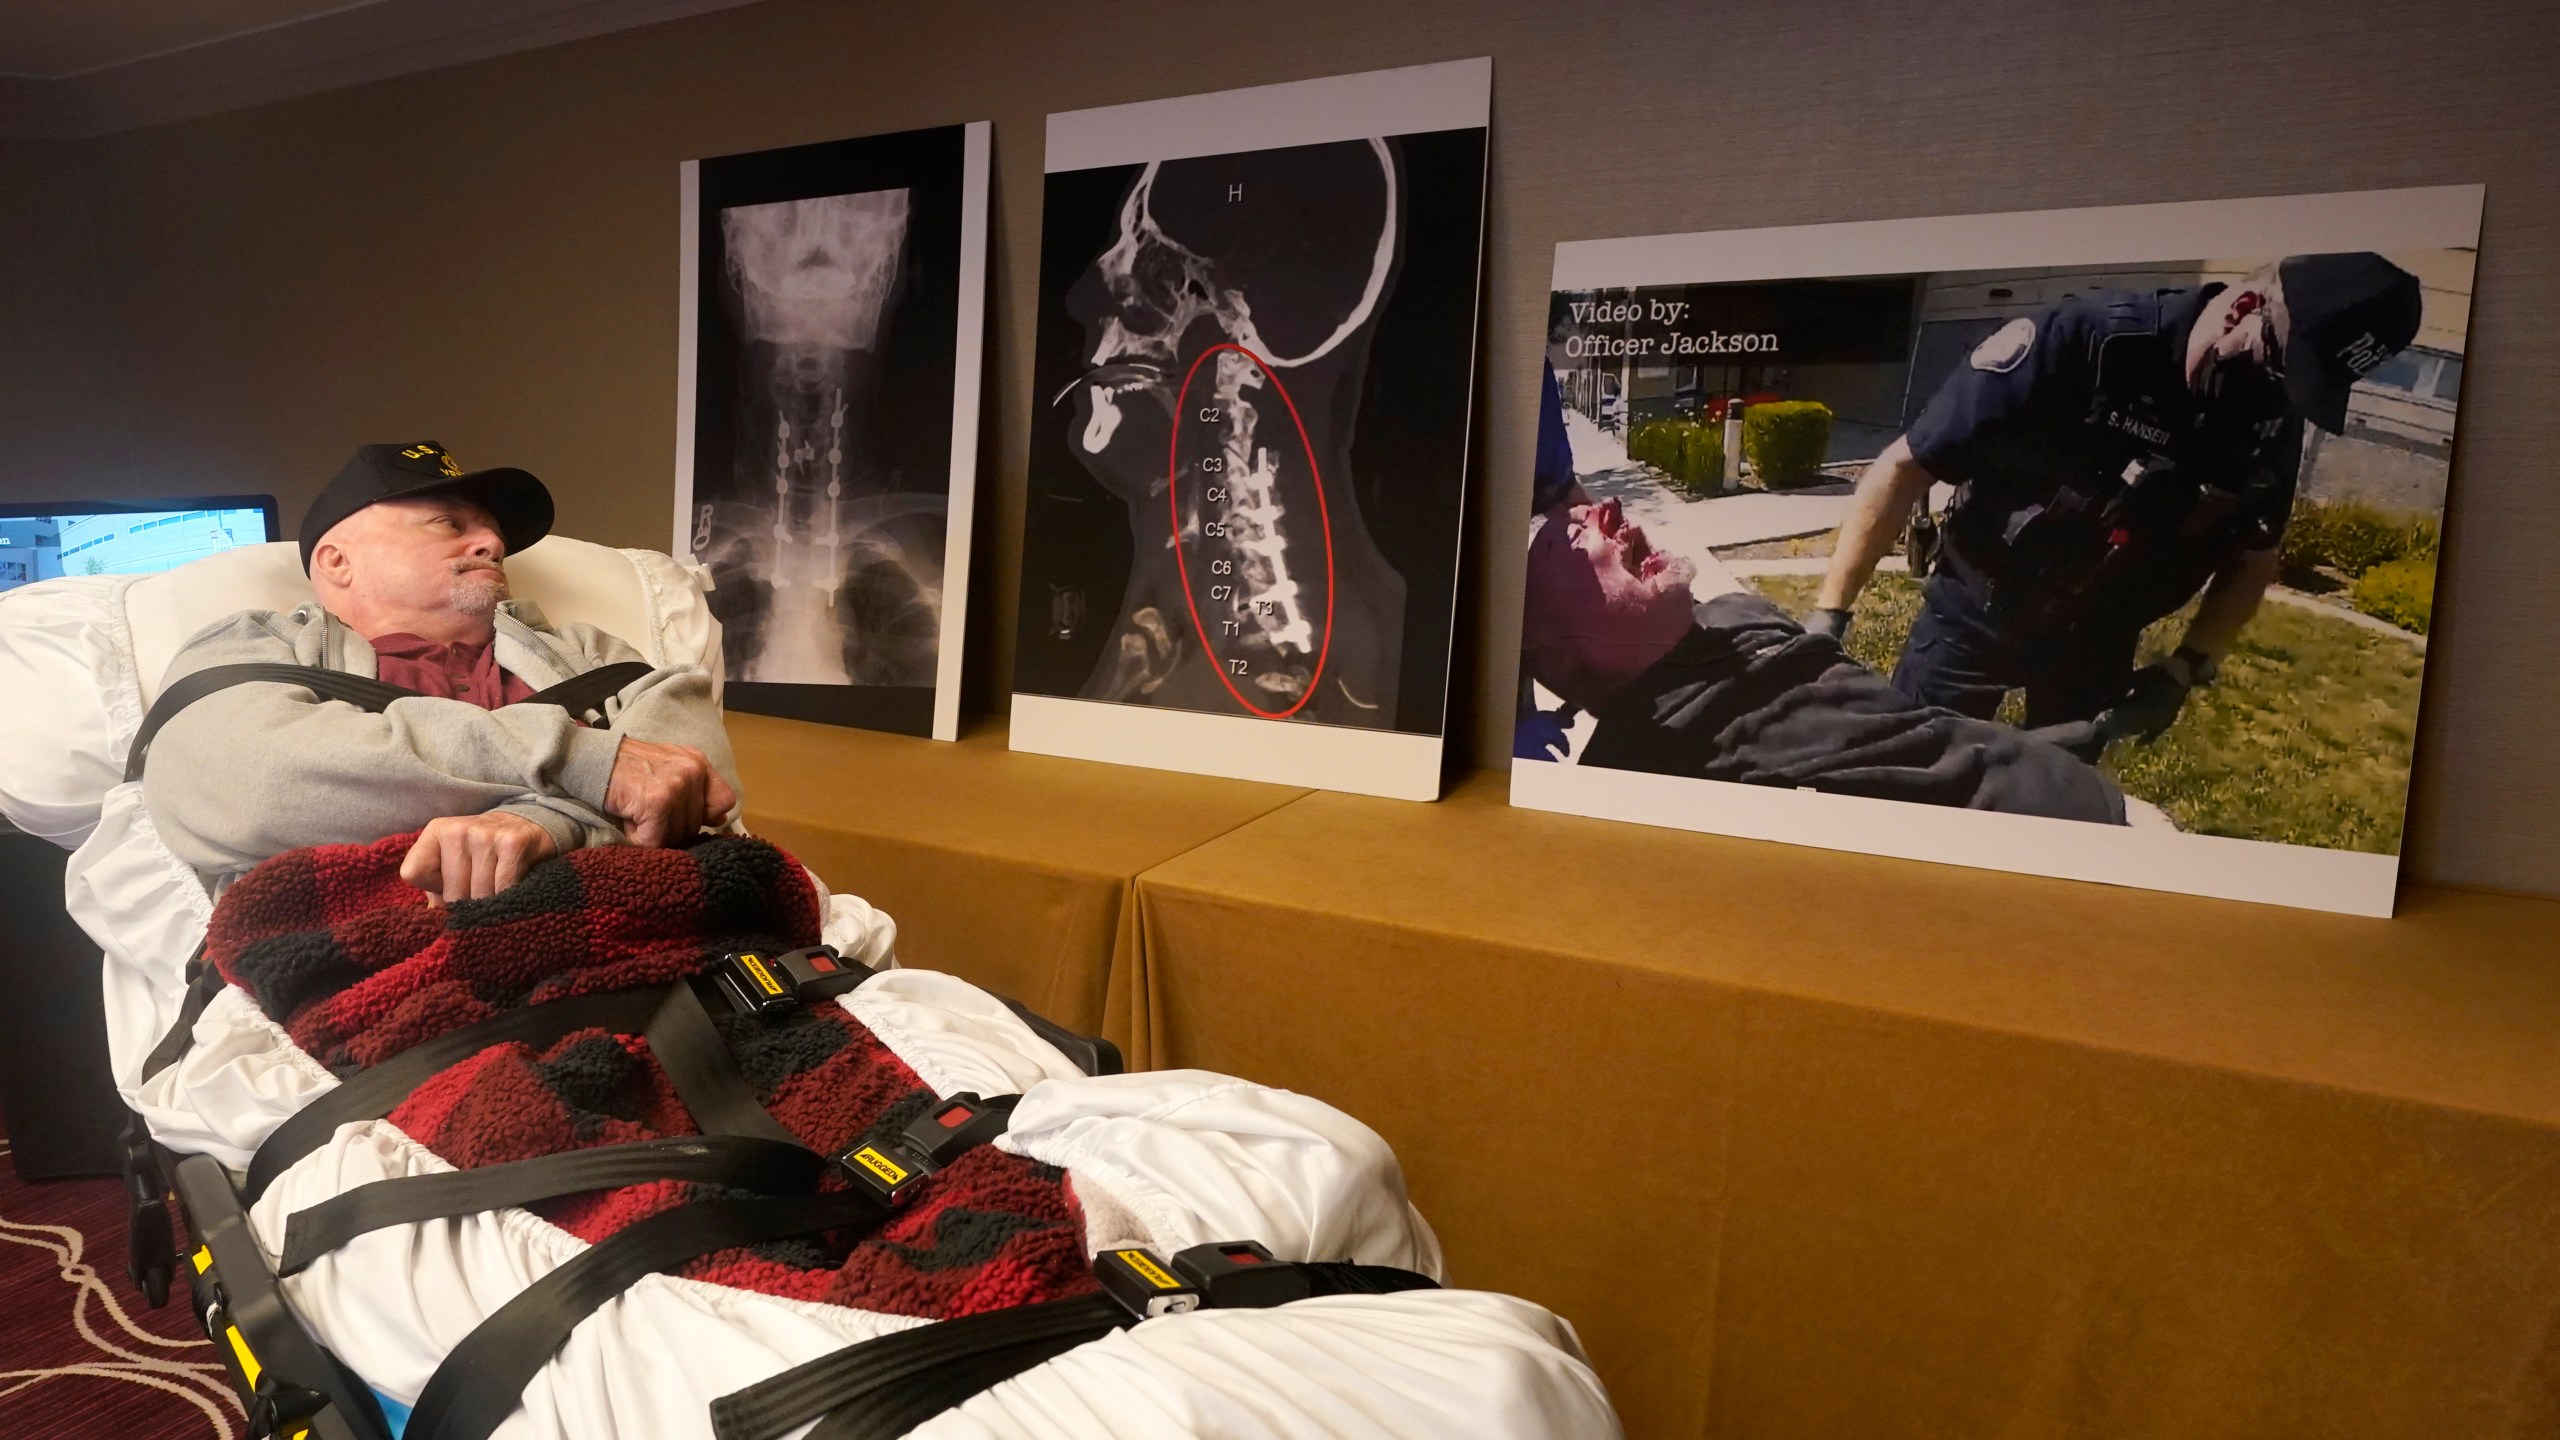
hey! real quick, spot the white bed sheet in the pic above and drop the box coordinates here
[7,546,1619,1440]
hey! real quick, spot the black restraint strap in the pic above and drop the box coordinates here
[243,987,670,1204]
[646,979,804,1148]
[808,1328,1121,1440]
[140,943,222,1081]
[710,1295,1122,1440]
[517,659,656,723]
[714,1263,1441,1440]
[271,979,813,1272]
[127,664,426,783]
[403,1189,889,1440]
[127,657,658,785]
[277,1135,823,1277]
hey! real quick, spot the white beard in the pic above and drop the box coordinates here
[449,570,508,618]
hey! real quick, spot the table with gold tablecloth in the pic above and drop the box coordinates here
[1125,769,2560,1440]
[731,712,1305,1040]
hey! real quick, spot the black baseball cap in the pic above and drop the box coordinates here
[298,441,553,572]
[2277,253,2425,434]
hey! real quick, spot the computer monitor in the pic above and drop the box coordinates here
[0,494,280,594]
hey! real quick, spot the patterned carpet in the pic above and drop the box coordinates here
[0,1131,238,1439]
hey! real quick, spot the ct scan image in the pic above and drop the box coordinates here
[1014,127,1487,735]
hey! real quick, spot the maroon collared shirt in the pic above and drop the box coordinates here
[370,632,536,710]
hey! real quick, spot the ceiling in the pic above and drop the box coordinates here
[0,0,766,138]
[0,0,376,79]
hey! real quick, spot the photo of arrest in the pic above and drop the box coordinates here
[1517,189,2481,913]
[1012,125,1485,738]
[679,122,987,739]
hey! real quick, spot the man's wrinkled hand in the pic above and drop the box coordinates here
[400,812,559,905]
[604,737,738,848]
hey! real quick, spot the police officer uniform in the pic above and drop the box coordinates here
[1887,253,2421,730]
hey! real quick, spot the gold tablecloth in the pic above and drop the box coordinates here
[731,712,1305,1038]
[1129,770,2560,1440]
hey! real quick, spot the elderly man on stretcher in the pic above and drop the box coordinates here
[118,442,1618,1440]
[143,441,737,901]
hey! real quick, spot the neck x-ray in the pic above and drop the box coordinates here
[680,123,986,738]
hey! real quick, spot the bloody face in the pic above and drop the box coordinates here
[1520,498,1698,711]
[2187,284,2289,405]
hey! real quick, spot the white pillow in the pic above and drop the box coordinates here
[0,537,720,847]
[0,576,135,845]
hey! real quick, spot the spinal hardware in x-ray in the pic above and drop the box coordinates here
[1064,139,1410,726]
[695,187,945,687]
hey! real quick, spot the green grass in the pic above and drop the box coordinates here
[1747,572,2426,854]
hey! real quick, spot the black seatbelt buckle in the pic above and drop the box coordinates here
[1170,1240,1311,1309]
[837,1091,1021,1204]
[1094,1247,1202,1320]
[713,946,858,1020]
[835,1139,930,1206]
[900,1093,1018,1169]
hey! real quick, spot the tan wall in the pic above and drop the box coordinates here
[0,139,137,497]
[5,0,2556,895]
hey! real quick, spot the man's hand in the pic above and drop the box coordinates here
[1803,607,1853,644]
[2099,664,2193,744]
[401,812,559,904]
[604,737,738,848]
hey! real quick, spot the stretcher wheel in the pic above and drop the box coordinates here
[128,1197,174,1309]
[122,1127,178,1310]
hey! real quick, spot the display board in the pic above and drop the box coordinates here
[1513,186,2483,915]
[1008,59,1491,799]
[676,121,990,740]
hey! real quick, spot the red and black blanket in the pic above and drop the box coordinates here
[204,833,1095,1317]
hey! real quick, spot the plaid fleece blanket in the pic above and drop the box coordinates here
[204,833,1095,1317]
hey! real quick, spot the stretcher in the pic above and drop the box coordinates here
[0,535,1620,1440]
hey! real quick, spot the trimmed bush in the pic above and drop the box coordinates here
[2349,555,2435,635]
[1679,423,1723,493]
[1741,401,1833,488]
[2281,498,2439,587]
[1629,417,1723,496]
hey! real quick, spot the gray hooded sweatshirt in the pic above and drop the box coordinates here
[141,599,736,885]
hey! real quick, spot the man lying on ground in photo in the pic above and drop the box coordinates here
[1519,496,2128,825]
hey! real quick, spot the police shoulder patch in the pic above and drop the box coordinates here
[1970,317,2036,374]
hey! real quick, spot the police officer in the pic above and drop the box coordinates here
[1806,252,2423,744]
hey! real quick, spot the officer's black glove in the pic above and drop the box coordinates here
[1802,607,1853,644]
[2098,664,2191,744]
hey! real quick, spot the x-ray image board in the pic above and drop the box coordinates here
[1010,59,1490,800]
[677,121,989,740]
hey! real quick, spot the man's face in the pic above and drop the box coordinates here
[1057,181,1223,506]
[1563,497,1694,612]
[1521,497,1697,710]
[321,494,510,621]
[2187,282,2288,403]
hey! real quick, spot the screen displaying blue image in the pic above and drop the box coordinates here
[0,501,275,593]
